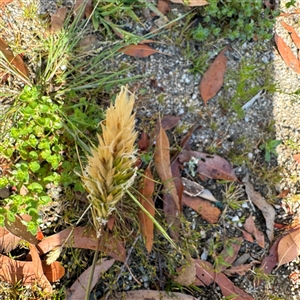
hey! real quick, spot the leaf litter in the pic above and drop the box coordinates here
[199,46,229,104]
[243,174,275,242]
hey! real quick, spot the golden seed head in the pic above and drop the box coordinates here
[81,86,137,235]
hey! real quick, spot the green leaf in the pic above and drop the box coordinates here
[38,140,51,150]
[26,221,38,235]
[6,210,16,223]
[29,151,39,159]
[41,149,52,159]
[29,161,40,172]
[27,182,43,193]
[28,134,38,148]
[40,195,51,205]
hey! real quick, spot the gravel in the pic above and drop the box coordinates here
[1,0,300,299]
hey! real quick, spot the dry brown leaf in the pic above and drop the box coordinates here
[161,115,181,130]
[119,44,162,58]
[37,227,126,262]
[215,272,254,300]
[194,259,215,286]
[106,290,198,300]
[174,257,197,286]
[74,0,93,19]
[138,131,150,151]
[275,33,300,74]
[241,229,254,243]
[199,46,229,104]
[243,174,275,242]
[154,126,180,211]
[223,261,260,276]
[29,244,52,294]
[0,253,64,286]
[182,193,220,223]
[281,21,300,49]
[294,154,300,164]
[5,214,39,244]
[277,227,300,268]
[0,227,21,253]
[218,237,242,272]
[77,34,98,51]
[67,258,115,299]
[179,150,238,182]
[256,235,281,286]
[41,261,65,282]
[194,259,254,299]
[244,215,265,248]
[51,7,67,33]
[0,37,29,79]
[0,0,12,6]
[157,0,170,14]
[138,165,155,253]
[170,0,208,6]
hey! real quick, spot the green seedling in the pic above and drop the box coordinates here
[260,139,282,162]
[192,0,279,42]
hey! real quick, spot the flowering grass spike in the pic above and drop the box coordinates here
[82,86,137,236]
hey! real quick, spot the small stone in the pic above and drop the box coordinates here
[232,216,240,222]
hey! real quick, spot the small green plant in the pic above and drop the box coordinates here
[222,182,244,210]
[0,86,88,234]
[221,57,276,119]
[259,139,282,162]
[286,0,296,8]
[193,0,279,42]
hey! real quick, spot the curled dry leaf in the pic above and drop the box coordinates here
[0,37,29,79]
[51,7,67,33]
[37,227,126,262]
[182,193,220,224]
[67,258,115,300]
[170,0,208,6]
[119,44,163,58]
[154,126,180,211]
[179,149,238,182]
[29,244,52,294]
[0,253,64,290]
[277,227,300,269]
[280,21,300,49]
[105,290,198,300]
[138,165,155,253]
[0,227,21,253]
[243,174,275,242]
[199,46,229,104]
[275,33,300,74]
[42,261,65,282]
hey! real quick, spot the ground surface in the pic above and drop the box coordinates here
[1,0,300,299]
